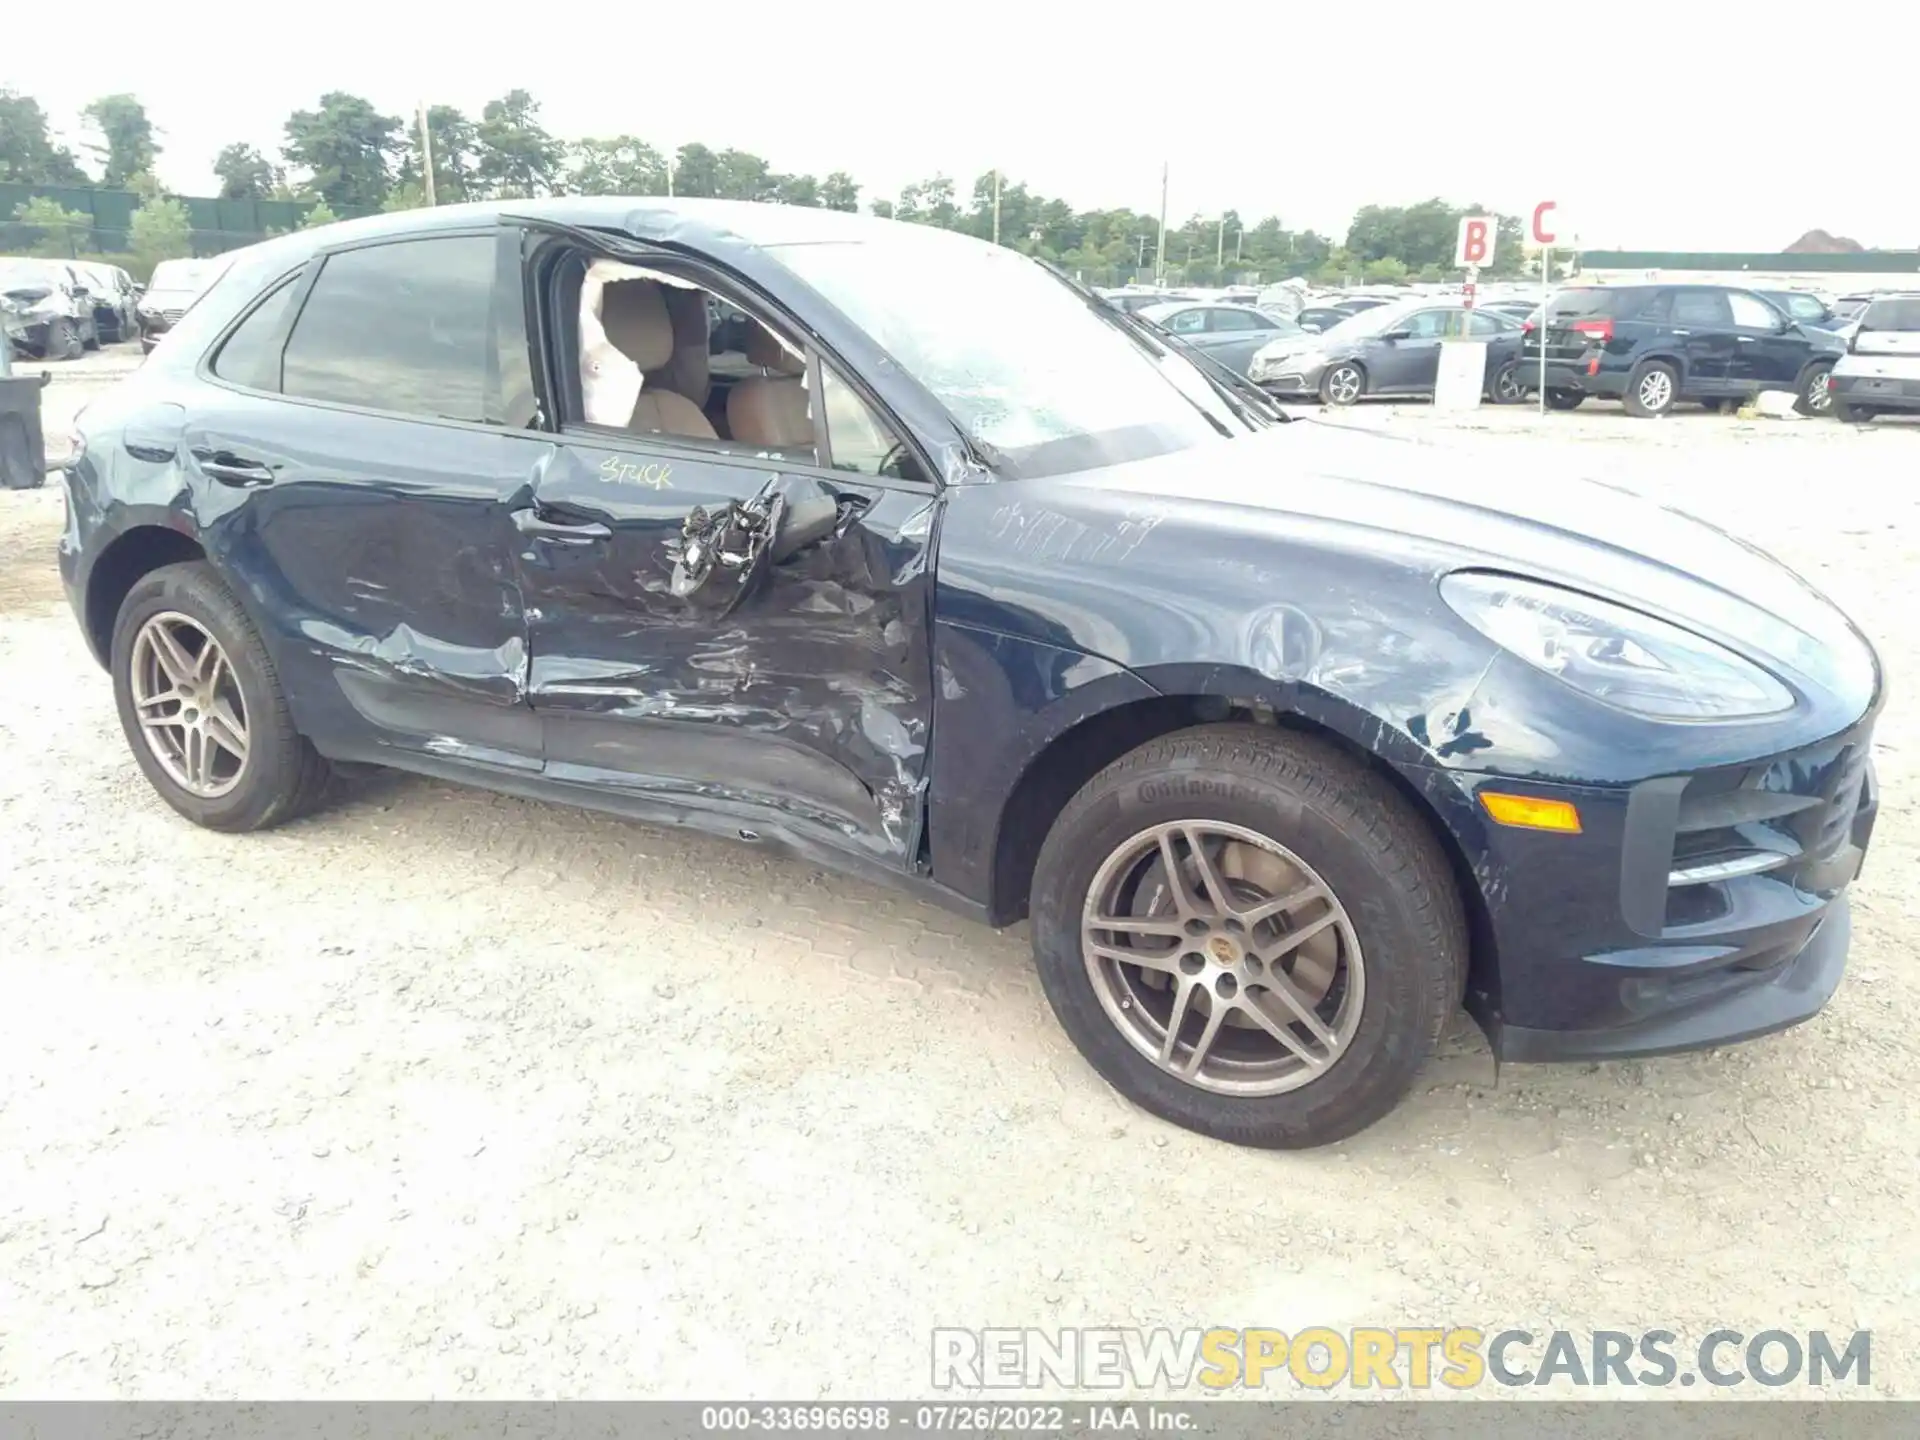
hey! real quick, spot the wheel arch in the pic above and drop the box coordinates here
[985,675,1499,1007]
[83,523,207,666]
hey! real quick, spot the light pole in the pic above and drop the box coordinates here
[417,102,436,206]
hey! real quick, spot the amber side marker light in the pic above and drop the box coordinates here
[1480,792,1583,834]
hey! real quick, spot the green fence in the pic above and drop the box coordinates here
[1,182,378,270]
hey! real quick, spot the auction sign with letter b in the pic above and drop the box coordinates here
[1455,216,1495,268]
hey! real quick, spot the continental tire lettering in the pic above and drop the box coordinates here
[1135,778,1270,808]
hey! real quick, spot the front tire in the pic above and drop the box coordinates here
[1029,724,1465,1149]
[48,317,82,361]
[110,561,333,832]
[1623,359,1678,417]
[1319,362,1365,406]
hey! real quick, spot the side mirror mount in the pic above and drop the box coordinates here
[769,478,841,564]
[1379,329,1411,343]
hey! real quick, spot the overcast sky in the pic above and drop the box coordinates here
[8,0,1912,252]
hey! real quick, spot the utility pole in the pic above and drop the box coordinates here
[1216,216,1225,272]
[992,169,1001,247]
[417,102,436,206]
[1154,161,1169,286]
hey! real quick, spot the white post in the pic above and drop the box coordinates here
[1538,246,1551,414]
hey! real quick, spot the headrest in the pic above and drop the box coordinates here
[601,281,674,371]
[745,321,806,376]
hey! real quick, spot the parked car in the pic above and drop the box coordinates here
[1136,300,1302,376]
[1519,285,1845,417]
[60,199,1882,1149]
[70,261,141,344]
[1828,292,1920,423]
[136,256,229,353]
[1754,289,1847,332]
[1096,288,1204,315]
[1250,297,1525,404]
[0,257,99,359]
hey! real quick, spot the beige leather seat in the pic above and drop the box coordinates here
[600,281,717,440]
[727,324,813,451]
[649,287,710,409]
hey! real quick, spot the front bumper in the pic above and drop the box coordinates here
[1251,357,1329,396]
[1434,718,1880,1063]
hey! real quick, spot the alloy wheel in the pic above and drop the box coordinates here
[1326,367,1362,404]
[1807,369,1833,413]
[1080,821,1365,1096]
[130,612,251,798]
[1494,366,1522,403]
[1637,369,1673,412]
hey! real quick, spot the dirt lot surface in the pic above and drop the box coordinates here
[2,383,1915,1399]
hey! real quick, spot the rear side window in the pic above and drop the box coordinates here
[1861,297,1920,331]
[211,278,298,391]
[1208,308,1267,332]
[1671,290,1733,327]
[281,236,497,422]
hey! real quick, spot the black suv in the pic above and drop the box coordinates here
[1519,285,1846,417]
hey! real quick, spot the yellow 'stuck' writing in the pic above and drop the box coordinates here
[600,455,673,489]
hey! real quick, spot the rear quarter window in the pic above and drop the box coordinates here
[1546,288,1652,321]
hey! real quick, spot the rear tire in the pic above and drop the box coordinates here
[1623,359,1678,417]
[1832,398,1875,424]
[1794,362,1834,416]
[1029,724,1466,1149]
[1544,388,1585,411]
[1488,362,1525,404]
[110,561,334,833]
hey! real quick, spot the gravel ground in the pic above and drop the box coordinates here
[1,382,1915,1400]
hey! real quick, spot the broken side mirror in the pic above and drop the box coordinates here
[666,475,845,615]
[769,478,840,564]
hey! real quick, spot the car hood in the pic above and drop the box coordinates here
[1066,420,1880,710]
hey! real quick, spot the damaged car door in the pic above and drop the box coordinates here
[511,263,937,863]
[189,230,548,770]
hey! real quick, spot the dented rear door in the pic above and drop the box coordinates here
[513,434,938,866]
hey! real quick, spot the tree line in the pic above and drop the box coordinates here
[2,86,1532,285]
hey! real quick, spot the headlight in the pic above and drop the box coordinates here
[1440,572,1794,720]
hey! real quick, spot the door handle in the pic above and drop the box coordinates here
[1736,336,1757,343]
[189,448,275,487]
[512,507,610,542]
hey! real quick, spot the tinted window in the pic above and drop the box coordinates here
[1861,297,1920,331]
[1208,308,1268,332]
[282,236,496,421]
[1467,310,1510,335]
[1727,292,1782,329]
[1545,288,1648,320]
[211,278,299,391]
[1671,290,1733,327]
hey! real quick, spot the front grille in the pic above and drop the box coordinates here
[1655,728,1873,927]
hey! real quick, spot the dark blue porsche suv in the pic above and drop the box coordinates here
[57,200,1883,1148]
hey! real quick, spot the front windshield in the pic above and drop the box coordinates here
[772,233,1237,478]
